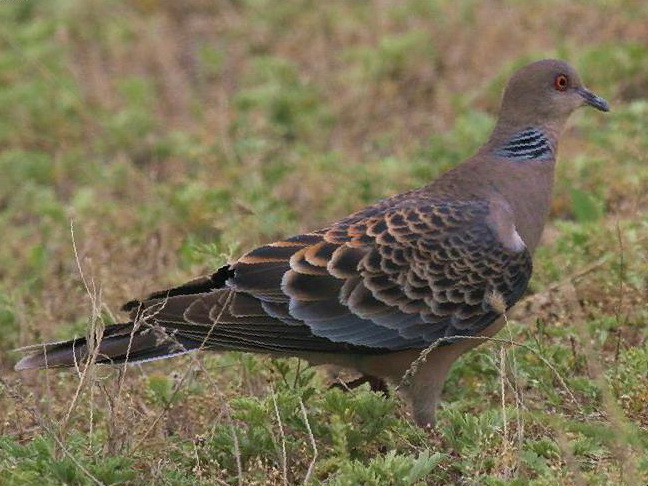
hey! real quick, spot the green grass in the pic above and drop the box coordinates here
[1,0,648,484]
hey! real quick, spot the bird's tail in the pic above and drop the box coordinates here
[14,322,201,371]
[14,265,386,371]
[14,269,235,371]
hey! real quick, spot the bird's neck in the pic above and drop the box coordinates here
[481,122,564,252]
[487,122,561,162]
[490,155,556,253]
[491,127,554,161]
[444,121,564,251]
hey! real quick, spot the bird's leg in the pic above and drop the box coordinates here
[331,374,390,396]
[400,320,507,427]
[397,344,467,428]
[399,366,448,428]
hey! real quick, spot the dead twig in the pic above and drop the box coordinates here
[299,398,318,485]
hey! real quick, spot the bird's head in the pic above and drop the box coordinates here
[497,59,609,129]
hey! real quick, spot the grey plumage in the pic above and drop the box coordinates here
[15,59,609,427]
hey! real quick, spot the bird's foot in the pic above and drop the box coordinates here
[331,374,390,396]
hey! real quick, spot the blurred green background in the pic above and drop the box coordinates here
[0,1,647,484]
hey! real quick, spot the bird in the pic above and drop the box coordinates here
[15,59,609,427]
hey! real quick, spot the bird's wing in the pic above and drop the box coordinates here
[136,197,531,353]
[15,198,533,370]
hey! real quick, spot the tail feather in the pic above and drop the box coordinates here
[121,266,234,314]
[14,322,200,371]
[15,275,388,371]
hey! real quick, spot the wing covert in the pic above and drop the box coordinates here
[228,197,532,349]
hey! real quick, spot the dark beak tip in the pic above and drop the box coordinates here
[594,98,610,113]
[578,87,610,112]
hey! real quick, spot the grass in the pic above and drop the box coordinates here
[1,0,648,484]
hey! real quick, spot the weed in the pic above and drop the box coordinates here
[2,0,648,484]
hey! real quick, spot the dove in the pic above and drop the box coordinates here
[15,59,609,426]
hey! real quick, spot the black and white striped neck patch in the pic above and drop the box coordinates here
[494,127,554,161]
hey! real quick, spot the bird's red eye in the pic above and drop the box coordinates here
[554,74,569,91]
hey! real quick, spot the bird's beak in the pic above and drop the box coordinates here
[576,87,610,112]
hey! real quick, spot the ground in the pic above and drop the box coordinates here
[0,1,647,484]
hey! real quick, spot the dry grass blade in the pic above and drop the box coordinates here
[126,292,245,484]
[299,398,318,485]
[547,416,588,486]
[4,1,648,483]
[1,378,106,486]
[399,334,581,415]
[563,283,642,486]
[60,222,105,439]
[271,387,289,486]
